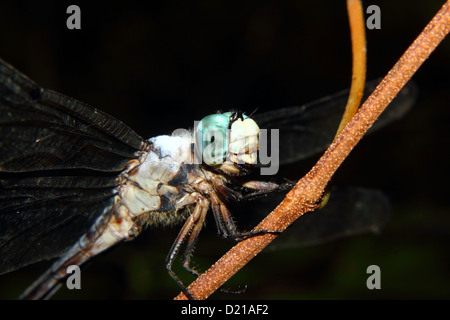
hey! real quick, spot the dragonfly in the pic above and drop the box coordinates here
[0,58,416,299]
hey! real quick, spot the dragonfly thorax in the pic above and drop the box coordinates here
[119,133,193,219]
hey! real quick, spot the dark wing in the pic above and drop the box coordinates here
[239,186,390,251]
[0,58,145,274]
[269,187,391,250]
[253,79,418,165]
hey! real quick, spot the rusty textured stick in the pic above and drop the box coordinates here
[175,1,450,300]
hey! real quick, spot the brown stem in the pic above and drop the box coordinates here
[335,0,367,138]
[175,1,450,300]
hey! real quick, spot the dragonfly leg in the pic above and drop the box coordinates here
[166,194,209,299]
[209,192,240,238]
[180,204,210,278]
[209,192,281,241]
[239,179,294,201]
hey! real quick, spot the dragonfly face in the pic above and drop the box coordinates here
[0,58,416,299]
[195,111,260,170]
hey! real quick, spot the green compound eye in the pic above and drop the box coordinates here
[196,112,235,166]
[196,111,259,167]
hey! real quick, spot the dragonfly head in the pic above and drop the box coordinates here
[195,111,259,174]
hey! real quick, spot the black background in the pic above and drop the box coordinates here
[0,0,449,299]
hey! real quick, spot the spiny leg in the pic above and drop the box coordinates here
[209,192,238,238]
[180,200,209,278]
[207,192,279,296]
[175,195,252,297]
[167,179,285,298]
[240,180,294,201]
[210,190,281,241]
[216,177,293,202]
[166,195,209,299]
